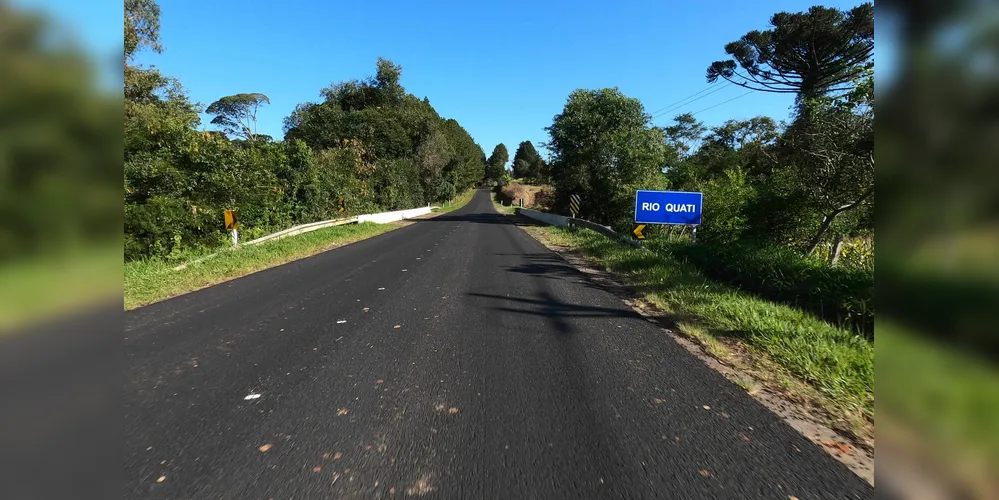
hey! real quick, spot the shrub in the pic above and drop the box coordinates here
[658,241,874,336]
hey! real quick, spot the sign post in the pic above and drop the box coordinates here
[224,210,239,247]
[633,190,703,243]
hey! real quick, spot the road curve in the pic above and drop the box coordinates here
[125,189,872,499]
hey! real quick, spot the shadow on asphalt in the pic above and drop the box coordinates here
[468,291,642,334]
[494,252,604,291]
[414,212,546,227]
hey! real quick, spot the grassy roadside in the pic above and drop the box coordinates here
[523,224,873,437]
[124,222,397,310]
[431,188,476,213]
[491,188,517,214]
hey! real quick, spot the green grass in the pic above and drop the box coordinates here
[1,244,121,333]
[431,189,476,213]
[662,241,874,336]
[528,225,874,429]
[124,222,397,310]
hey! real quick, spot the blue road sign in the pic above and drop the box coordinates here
[634,190,703,225]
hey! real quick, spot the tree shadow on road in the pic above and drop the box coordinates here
[414,212,546,227]
[468,291,642,335]
[493,252,607,293]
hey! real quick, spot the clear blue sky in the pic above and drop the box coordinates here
[29,0,866,161]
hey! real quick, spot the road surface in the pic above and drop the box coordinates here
[125,189,872,499]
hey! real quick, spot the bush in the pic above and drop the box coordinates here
[697,168,755,244]
[533,187,556,212]
[657,241,874,336]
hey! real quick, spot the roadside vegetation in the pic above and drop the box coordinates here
[527,224,873,435]
[125,0,486,264]
[126,186,476,310]
[498,3,876,438]
[431,188,476,214]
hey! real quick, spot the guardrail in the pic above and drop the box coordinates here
[515,208,642,249]
[172,204,437,271]
[358,205,433,223]
[516,208,570,226]
[243,216,358,246]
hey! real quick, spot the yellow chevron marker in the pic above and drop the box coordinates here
[633,224,646,240]
[224,210,238,230]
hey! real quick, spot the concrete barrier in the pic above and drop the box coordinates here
[357,206,433,224]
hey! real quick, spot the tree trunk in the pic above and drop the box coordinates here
[806,212,837,256]
[829,233,845,266]
[806,187,874,256]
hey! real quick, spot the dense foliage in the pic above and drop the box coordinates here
[545,88,668,231]
[706,3,874,99]
[510,141,548,182]
[542,3,874,333]
[124,2,485,261]
[661,241,873,335]
[544,3,873,261]
[485,143,509,184]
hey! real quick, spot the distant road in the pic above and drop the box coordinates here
[124,189,872,499]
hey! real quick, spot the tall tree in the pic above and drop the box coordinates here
[124,0,162,60]
[546,88,666,228]
[663,112,706,159]
[511,141,547,181]
[787,77,874,255]
[706,3,874,99]
[206,93,271,143]
[486,143,509,182]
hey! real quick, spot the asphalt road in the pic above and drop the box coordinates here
[125,189,872,499]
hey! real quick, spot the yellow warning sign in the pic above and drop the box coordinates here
[224,210,238,230]
[569,194,581,217]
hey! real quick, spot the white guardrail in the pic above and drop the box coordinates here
[516,208,642,248]
[357,206,433,224]
[172,205,437,271]
[242,217,358,246]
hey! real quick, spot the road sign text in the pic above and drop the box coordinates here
[634,190,703,225]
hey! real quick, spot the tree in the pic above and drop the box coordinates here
[546,88,666,229]
[486,143,508,182]
[691,116,779,178]
[206,93,271,143]
[511,141,547,181]
[125,0,161,60]
[663,113,705,159]
[706,3,873,100]
[787,77,874,255]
